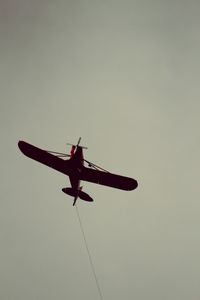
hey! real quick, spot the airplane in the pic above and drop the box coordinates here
[18,138,138,206]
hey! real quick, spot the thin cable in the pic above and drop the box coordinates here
[75,204,103,300]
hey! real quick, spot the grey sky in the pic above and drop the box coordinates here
[1,1,200,299]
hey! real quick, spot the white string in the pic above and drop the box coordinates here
[75,204,103,300]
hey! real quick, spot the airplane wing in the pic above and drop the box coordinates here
[18,141,71,176]
[80,167,138,191]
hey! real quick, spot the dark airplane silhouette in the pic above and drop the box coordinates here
[18,138,138,205]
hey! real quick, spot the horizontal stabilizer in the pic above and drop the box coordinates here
[62,187,93,202]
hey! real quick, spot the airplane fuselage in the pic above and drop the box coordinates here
[63,146,92,205]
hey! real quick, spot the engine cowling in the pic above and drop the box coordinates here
[62,187,93,202]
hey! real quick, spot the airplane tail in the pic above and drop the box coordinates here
[72,186,83,206]
[62,187,93,204]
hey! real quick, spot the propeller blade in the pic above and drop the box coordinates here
[77,137,81,146]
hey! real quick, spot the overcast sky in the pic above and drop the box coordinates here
[1,1,200,299]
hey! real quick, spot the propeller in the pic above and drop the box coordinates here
[67,137,88,149]
[44,138,87,158]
